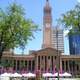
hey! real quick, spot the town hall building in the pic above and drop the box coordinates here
[1,0,80,76]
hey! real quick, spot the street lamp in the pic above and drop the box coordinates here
[56,27,60,80]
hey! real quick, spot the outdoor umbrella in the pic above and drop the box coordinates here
[62,72,72,77]
[10,72,22,77]
[25,72,36,78]
[53,72,63,77]
[42,72,53,77]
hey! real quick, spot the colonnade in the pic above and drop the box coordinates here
[62,60,80,74]
[36,55,58,72]
[14,59,35,72]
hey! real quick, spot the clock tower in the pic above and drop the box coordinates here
[42,0,52,48]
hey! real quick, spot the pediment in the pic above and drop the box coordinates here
[34,48,61,56]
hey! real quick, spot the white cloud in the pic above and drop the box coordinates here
[77,0,80,3]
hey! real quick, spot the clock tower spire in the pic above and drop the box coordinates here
[42,0,52,48]
[43,0,52,25]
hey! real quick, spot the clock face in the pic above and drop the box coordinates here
[45,23,50,28]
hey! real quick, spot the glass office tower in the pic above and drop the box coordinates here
[69,34,80,55]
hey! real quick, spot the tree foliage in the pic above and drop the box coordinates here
[1,59,14,68]
[59,3,80,34]
[0,2,38,60]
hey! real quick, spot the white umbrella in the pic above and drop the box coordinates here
[59,73,63,77]
[53,72,63,77]
[0,72,11,77]
[25,72,36,77]
[22,73,28,77]
[0,73,11,80]
[42,73,53,77]
[11,72,22,77]
[62,72,72,77]
[53,72,58,77]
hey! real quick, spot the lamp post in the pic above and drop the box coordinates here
[56,27,60,80]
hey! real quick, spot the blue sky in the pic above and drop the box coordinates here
[0,0,78,54]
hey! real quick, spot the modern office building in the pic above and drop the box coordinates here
[69,34,80,55]
[52,27,64,53]
[42,0,64,53]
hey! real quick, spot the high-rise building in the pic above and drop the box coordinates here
[52,27,64,53]
[42,0,64,53]
[69,34,80,55]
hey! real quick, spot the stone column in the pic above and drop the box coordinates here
[40,56,41,71]
[27,60,28,72]
[52,56,53,71]
[53,57,55,73]
[46,56,48,71]
[60,58,62,73]
[74,61,77,74]
[35,55,38,71]
[50,56,51,72]
[31,60,32,72]
[20,60,22,69]
[68,60,70,73]
[64,60,66,72]
[72,60,73,74]
[45,56,47,72]
[43,56,45,72]
[37,56,38,70]
[44,56,45,72]
[16,60,17,71]
[52,55,54,72]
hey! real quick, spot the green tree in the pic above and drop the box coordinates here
[0,59,7,68]
[0,2,38,62]
[58,3,80,34]
[1,59,14,68]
